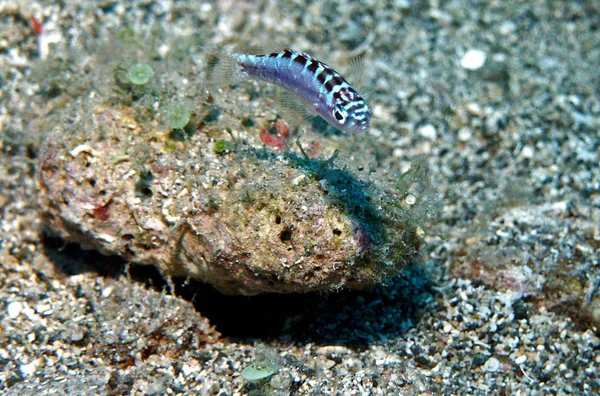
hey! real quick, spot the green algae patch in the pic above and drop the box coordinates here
[214,139,229,154]
[241,359,279,381]
[127,63,154,85]
[166,102,191,130]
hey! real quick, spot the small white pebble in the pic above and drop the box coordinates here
[428,9,453,25]
[102,286,114,298]
[417,124,437,140]
[514,355,527,365]
[39,30,63,60]
[199,2,213,13]
[157,44,170,58]
[181,362,199,376]
[292,174,308,186]
[69,144,94,157]
[35,303,52,315]
[405,194,416,205]
[123,169,137,180]
[498,21,516,35]
[466,103,483,116]
[442,321,453,334]
[483,357,500,372]
[461,49,487,70]
[316,345,351,355]
[7,301,24,318]
[20,361,38,376]
[458,127,472,142]
[396,90,409,100]
[521,145,534,159]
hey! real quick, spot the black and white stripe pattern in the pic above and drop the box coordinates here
[222,48,370,132]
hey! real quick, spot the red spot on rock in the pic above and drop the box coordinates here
[30,16,43,36]
[308,140,321,156]
[260,129,284,151]
[273,121,289,139]
[93,203,111,221]
[259,121,292,152]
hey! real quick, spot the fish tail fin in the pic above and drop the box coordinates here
[205,49,245,93]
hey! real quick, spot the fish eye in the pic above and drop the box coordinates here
[333,108,347,123]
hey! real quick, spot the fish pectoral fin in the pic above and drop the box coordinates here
[275,90,315,127]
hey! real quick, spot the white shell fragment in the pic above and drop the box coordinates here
[461,49,487,70]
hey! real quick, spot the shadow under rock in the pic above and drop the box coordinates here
[179,261,434,349]
[43,234,434,350]
[43,234,128,279]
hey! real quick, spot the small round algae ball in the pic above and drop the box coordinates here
[167,102,191,130]
[127,62,153,85]
[241,359,279,381]
[214,140,228,154]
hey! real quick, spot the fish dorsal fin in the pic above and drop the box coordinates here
[346,56,365,89]
[345,55,372,101]
[256,34,289,55]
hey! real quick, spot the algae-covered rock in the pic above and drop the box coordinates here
[37,102,421,295]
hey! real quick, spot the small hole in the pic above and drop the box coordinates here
[26,144,37,159]
[279,226,292,242]
[122,234,135,241]
[333,228,342,236]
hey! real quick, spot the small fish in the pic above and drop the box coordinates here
[209,48,370,133]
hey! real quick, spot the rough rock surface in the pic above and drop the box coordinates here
[37,104,421,295]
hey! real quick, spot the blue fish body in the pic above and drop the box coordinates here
[211,48,370,133]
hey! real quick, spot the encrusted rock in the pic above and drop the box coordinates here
[37,105,420,295]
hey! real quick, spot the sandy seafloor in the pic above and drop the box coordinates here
[1,0,599,395]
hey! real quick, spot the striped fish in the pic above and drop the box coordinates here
[209,48,370,133]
